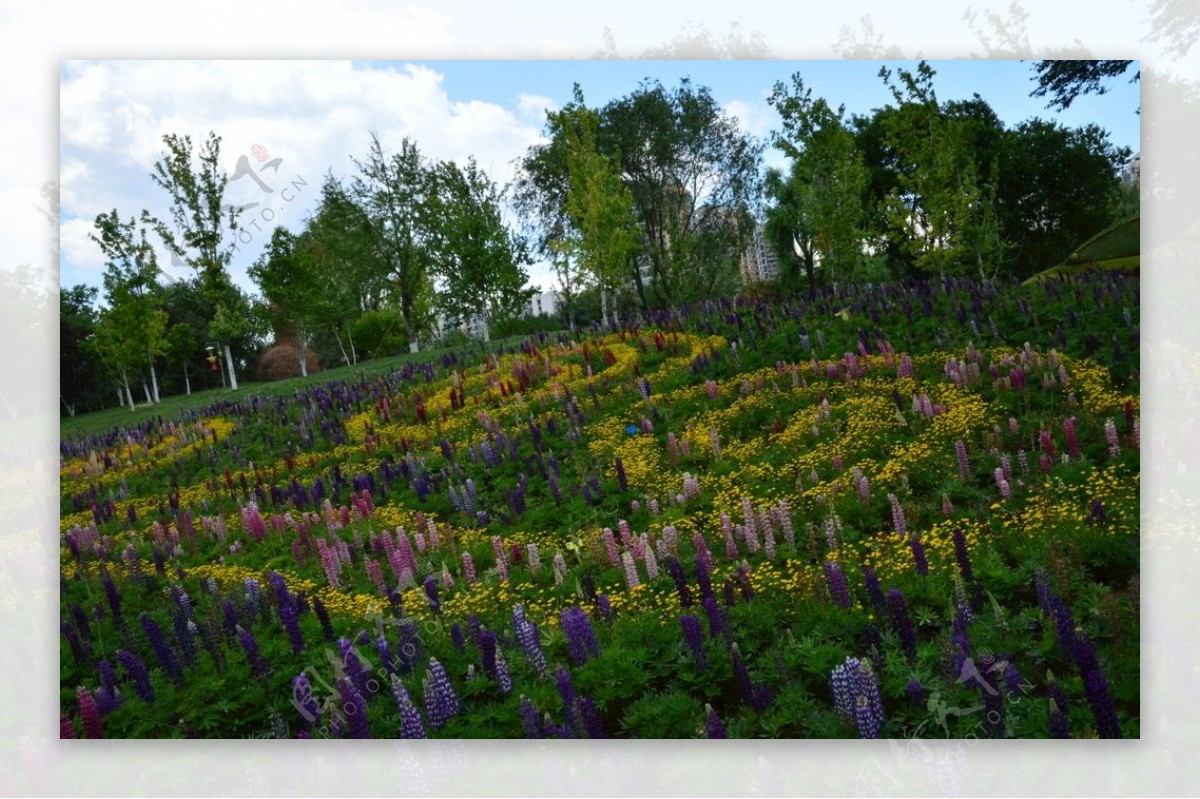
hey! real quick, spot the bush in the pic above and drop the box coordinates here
[255,344,321,381]
[352,310,408,360]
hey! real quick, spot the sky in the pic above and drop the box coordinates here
[59,59,1141,298]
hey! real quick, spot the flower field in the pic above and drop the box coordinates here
[59,273,1139,739]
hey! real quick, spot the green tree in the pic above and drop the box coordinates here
[142,131,246,389]
[91,210,170,404]
[248,226,319,376]
[598,78,762,308]
[60,284,104,416]
[429,157,534,344]
[348,133,439,352]
[552,88,641,327]
[767,74,872,290]
[1029,60,1138,112]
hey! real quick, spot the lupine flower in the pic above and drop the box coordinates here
[861,565,886,617]
[60,713,77,739]
[291,674,321,725]
[116,649,155,703]
[730,643,769,712]
[337,677,371,739]
[555,667,581,736]
[702,595,726,638]
[643,544,660,580]
[461,552,477,584]
[887,589,917,663]
[390,675,427,739]
[311,594,335,642]
[518,694,544,739]
[594,593,614,625]
[578,696,606,739]
[139,614,184,686]
[888,494,907,537]
[1104,418,1120,457]
[679,614,707,667]
[561,606,601,665]
[909,537,929,577]
[621,551,640,589]
[422,658,461,730]
[513,605,548,678]
[613,457,628,492]
[76,687,103,738]
[823,562,853,608]
[830,656,885,738]
[954,440,970,480]
[704,704,727,738]
[906,679,925,706]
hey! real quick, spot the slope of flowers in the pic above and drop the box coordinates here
[59,272,1139,739]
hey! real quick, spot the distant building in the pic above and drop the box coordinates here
[528,290,559,317]
[740,223,780,283]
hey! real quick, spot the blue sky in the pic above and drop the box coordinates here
[60,59,1140,296]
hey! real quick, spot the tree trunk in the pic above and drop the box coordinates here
[149,361,160,403]
[123,375,135,410]
[347,328,358,365]
[332,326,351,366]
[61,396,76,417]
[142,379,152,405]
[296,327,309,377]
[183,363,191,396]
[224,343,239,390]
[116,386,125,408]
[600,284,611,329]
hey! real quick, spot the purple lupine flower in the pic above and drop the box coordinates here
[101,571,123,626]
[519,694,544,739]
[555,667,581,736]
[702,595,726,638]
[76,688,103,739]
[861,565,886,617]
[423,576,441,614]
[823,562,852,608]
[594,593,614,625]
[139,614,184,686]
[311,594,335,642]
[292,674,321,725]
[337,677,371,739]
[513,605,548,678]
[116,649,155,703]
[954,440,970,480]
[561,606,601,665]
[665,556,693,607]
[577,696,606,739]
[390,675,427,739]
[906,678,925,706]
[730,643,769,712]
[495,649,513,694]
[909,537,930,576]
[831,656,885,738]
[422,658,461,730]
[1063,417,1080,460]
[61,621,86,664]
[942,493,954,517]
[281,602,305,655]
[236,625,270,678]
[949,601,972,678]
[1104,418,1121,457]
[679,614,707,667]
[951,527,975,584]
[704,704,727,738]
[887,589,917,663]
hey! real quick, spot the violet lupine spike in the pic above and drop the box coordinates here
[337,677,371,739]
[291,674,321,725]
[861,565,886,617]
[236,626,270,679]
[561,606,600,665]
[461,552,477,584]
[555,667,581,737]
[823,562,853,608]
[139,614,184,686]
[887,589,917,663]
[679,614,707,667]
[116,649,155,703]
[495,649,513,694]
[519,695,544,739]
[513,605,549,678]
[422,658,461,730]
[1104,418,1121,457]
[830,656,886,738]
[909,537,930,577]
[704,704,727,738]
[644,545,660,580]
[390,675,427,739]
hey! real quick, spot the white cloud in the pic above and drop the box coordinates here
[58,60,551,292]
[59,218,105,274]
[517,93,558,121]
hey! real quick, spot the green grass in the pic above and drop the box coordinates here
[60,331,564,440]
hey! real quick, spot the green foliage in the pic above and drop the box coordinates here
[350,309,408,359]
